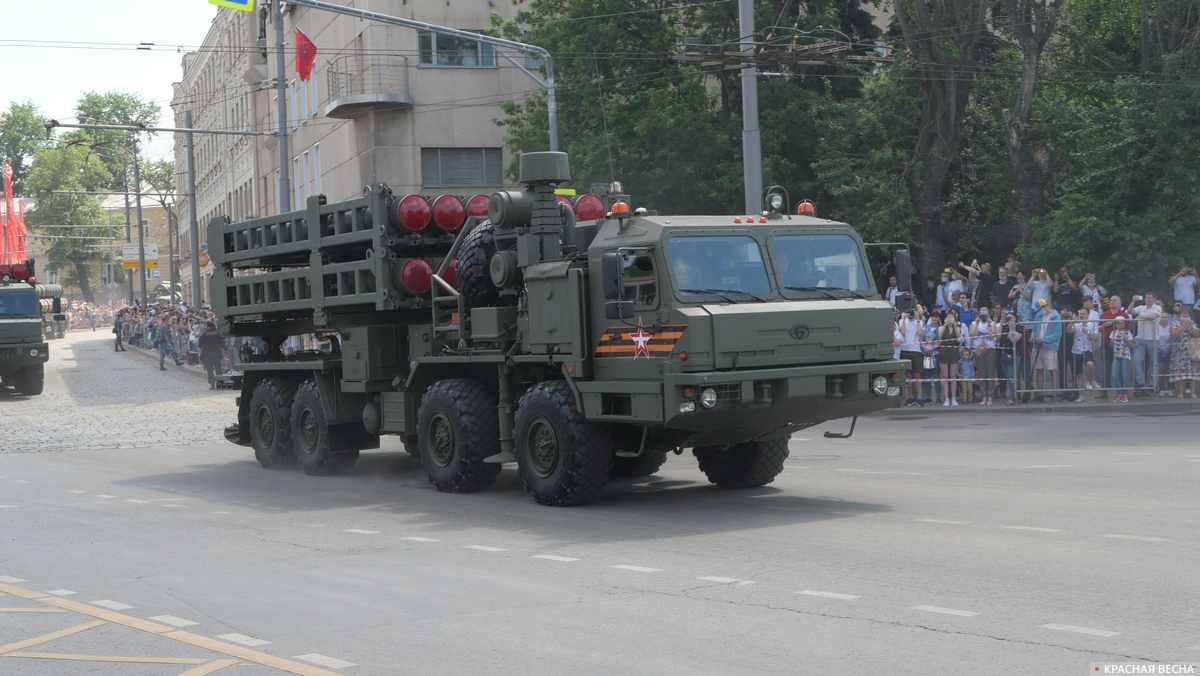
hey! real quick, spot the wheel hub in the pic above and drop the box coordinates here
[297,407,318,455]
[255,405,275,446]
[526,417,558,478]
[428,412,454,468]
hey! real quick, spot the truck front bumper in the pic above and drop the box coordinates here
[0,343,50,373]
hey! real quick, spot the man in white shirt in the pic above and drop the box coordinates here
[897,309,925,406]
[885,275,900,307]
[1169,266,1198,306]
[1129,292,1162,395]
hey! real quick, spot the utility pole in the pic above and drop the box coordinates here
[122,165,134,304]
[739,0,762,215]
[274,1,292,213]
[131,135,148,308]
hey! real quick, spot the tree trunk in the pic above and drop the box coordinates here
[74,260,94,303]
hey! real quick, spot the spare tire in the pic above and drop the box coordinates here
[457,220,516,310]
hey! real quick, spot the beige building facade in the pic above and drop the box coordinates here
[172,1,535,305]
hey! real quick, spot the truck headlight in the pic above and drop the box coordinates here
[679,401,696,414]
[28,348,39,357]
[700,388,718,409]
[872,376,889,396]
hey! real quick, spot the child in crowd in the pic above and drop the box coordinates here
[1110,317,1135,403]
[959,345,976,402]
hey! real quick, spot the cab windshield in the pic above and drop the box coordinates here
[667,235,771,300]
[0,290,40,318]
[771,234,871,295]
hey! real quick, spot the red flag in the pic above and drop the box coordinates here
[17,200,26,260]
[2,163,13,264]
[296,29,317,82]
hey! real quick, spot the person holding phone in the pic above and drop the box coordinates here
[1169,266,1199,307]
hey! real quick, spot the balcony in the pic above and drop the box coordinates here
[325,54,413,119]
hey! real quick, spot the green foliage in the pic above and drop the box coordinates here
[67,92,160,193]
[0,102,52,194]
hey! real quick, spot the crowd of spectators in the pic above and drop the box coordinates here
[891,259,1200,406]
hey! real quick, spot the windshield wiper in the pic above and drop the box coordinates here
[677,288,753,303]
[784,286,868,300]
[824,286,869,299]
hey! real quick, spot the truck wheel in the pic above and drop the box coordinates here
[291,380,358,476]
[16,365,44,396]
[610,450,668,479]
[417,378,502,492]
[514,381,614,506]
[249,377,298,469]
[457,220,516,309]
[693,437,790,488]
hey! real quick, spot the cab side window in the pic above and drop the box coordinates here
[623,255,658,308]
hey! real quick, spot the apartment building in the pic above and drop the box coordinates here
[172,1,535,304]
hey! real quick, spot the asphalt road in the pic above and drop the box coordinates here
[1,331,1198,675]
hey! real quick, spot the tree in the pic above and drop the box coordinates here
[69,92,160,193]
[0,102,52,195]
[24,144,119,303]
[892,0,992,276]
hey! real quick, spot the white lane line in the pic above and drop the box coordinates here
[1115,452,1152,456]
[162,504,185,508]
[295,654,358,669]
[94,495,118,499]
[1052,449,1086,453]
[45,589,77,596]
[798,590,859,600]
[835,468,871,473]
[463,545,506,552]
[149,615,199,627]
[216,633,270,647]
[533,555,580,562]
[1024,465,1072,469]
[127,498,192,504]
[1003,526,1064,533]
[91,600,135,610]
[912,605,980,617]
[1103,534,1169,542]
[698,576,754,585]
[343,529,379,535]
[0,576,26,583]
[0,506,16,509]
[402,536,439,542]
[66,490,87,494]
[916,519,970,525]
[612,564,663,573]
[14,480,29,484]
[1189,645,1200,651]
[1040,623,1119,637]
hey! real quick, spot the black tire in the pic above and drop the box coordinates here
[416,378,502,492]
[16,365,43,396]
[248,377,298,469]
[693,437,790,488]
[514,381,614,506]
[457,220,516,309]
[291,379,358,476]
[610,450,669,479]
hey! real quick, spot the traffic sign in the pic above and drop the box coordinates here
[198,252,210,267]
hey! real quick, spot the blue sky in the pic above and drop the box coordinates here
[0,1,224,161]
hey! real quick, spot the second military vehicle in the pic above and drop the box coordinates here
[210,152,911,505]
[0,260,62,396]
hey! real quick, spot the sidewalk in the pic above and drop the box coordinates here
[877,391,1200,416]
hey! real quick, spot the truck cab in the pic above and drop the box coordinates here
[0,261,59,396]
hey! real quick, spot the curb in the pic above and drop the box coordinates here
[127,344,210,381]
[875,397,1199,416]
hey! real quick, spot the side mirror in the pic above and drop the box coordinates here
[605,301,634,319]
[894,293,917,312]
[895,250,912,292]
[601,252,624,300]
[52,298,62,313]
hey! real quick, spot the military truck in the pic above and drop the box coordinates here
[0,260,63,396]
[210,152,911,505]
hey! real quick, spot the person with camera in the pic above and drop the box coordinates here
[1170,266,1198,307]
[997,311,1023,405]
[1095,294,1130,401]
[898,307,926,406]
[1029,268,1054,311]
[938,309,963,406]
[971,307,999,405]
[1010,270,1033,322]
[1079,273,1106,309]
[1065,306,1098,402]
[1129,292,1162,396]
[1053,266,1078,312]
[1031,298,1063,402]
[1169,306,1200,398]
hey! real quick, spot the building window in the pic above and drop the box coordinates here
[312,143,322,196]
[422,148,503,187]
[418,30,495,67]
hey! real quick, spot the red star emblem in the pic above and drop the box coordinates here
[627,318,653,359]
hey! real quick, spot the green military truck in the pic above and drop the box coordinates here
[210,152,911,505]
[0,260,63,396]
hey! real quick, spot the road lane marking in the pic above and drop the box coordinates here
[1024,465,1071,469]
[698,577,753,585]
[45,590,76,596]
[0,620,106,654]
[149,615,199,628]
[916,519,970,525]
[5,651,209,664]
[463,545,506,552]
[1103,534,1169,542]
[342,529,379,535]
[0,607,65,613]
[94,495,118,499]
[91,600,135,611]
[13,480,28,484]
[798,590,859,600]
[1003,526,1064,533]
[0,577,26,583]
[66,490,87,494]
[612,565,663,573]
[215,633,269,647]
[295,653,359,669]
[163,631,342,675]
[402,536,439,542]
[533,555,580,562]
[1040,623,1119,637]
[127,498,192,504]
[1115,452,1152,456]
[1052,449,1086,453]
[912,605,980,617]
[178,658,240,675]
